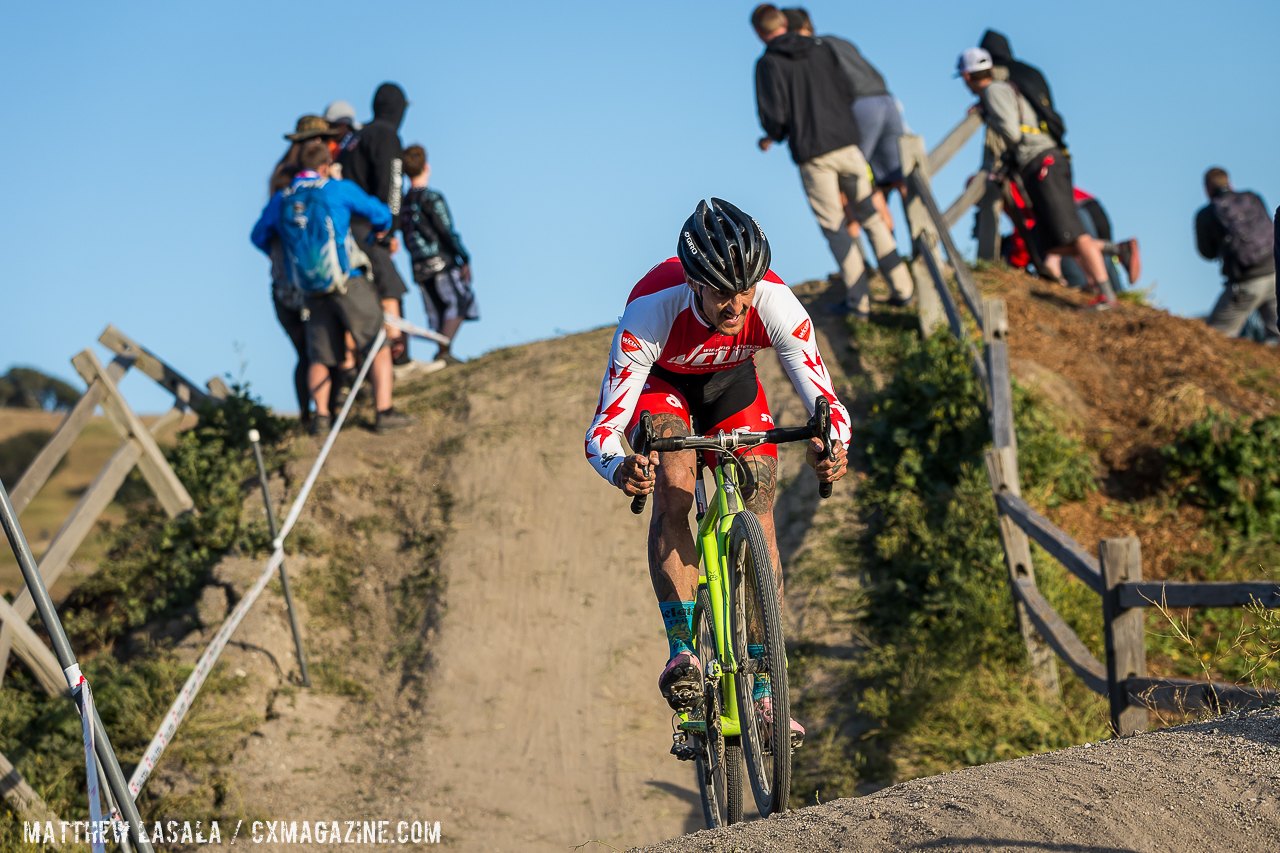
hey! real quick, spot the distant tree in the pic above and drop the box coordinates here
[0,367,80,411]
[0,429,57,488]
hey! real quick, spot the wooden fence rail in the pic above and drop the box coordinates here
[0,327,221,687]
[0,326,229,831]
[899,128,1280,734]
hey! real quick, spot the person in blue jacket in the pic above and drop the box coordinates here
[251,139,414,434]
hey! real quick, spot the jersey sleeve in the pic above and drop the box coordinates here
[584,305,662,486]
[757,284,852,449]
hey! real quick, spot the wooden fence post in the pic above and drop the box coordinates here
[899,133,946,336]
[0,405,184,686]
[1101,537,1148,736]
[985,447,1060,695]
[982,299,1016,453]
[975,128,1006,261]
[0,750,64,834]
[72,349,193,518]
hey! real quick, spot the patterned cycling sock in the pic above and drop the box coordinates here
[659,601,696,660]
[749,643,771,700]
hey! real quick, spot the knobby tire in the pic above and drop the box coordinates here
[692,587,742,827]
[728,511,792,816]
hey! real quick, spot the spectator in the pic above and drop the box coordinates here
[1001,184,1141,293]
[251,140,413,434]
[978,30,1067,149]
[265,115,343,425]
[400,145,477,364]
[972,30,1069,261]
[323,100,361,177]
[338,83,411,365]
[958,47,1115,309]
[1194,167,1278,340]
[782,8,905,198]
[751,3,913,318]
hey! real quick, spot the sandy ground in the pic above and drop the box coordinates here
[639,707,1280,852]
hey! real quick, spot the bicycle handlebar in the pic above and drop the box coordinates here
[628,396,836,515]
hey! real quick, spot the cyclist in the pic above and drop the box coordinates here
[584,198,851,746]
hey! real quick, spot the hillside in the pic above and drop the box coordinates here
[3,271,1279,851]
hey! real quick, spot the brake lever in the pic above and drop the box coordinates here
[631,412,654,515]
[814,396,834,499]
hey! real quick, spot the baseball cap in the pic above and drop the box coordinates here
[956,47,993,76]
[324,100,363,131]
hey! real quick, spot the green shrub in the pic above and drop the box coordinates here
[849,328,1105,784]
[1163,411,1280,538]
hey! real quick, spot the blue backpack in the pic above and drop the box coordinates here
[279,178,350,294]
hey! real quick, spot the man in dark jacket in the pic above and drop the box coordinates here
[1195,167,1278,339]
[751,3,911,317]
[339,82,411,362]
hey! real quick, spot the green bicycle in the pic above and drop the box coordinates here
[630,397,834,827]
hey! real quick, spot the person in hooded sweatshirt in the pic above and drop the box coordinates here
[750,3,913,319]
[339,82,412,365]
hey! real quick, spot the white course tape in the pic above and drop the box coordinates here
[383,313,452,346]
[68,670,107,852]
[129,548,284,797]
[130,324,389,798]
[274,325,386,548]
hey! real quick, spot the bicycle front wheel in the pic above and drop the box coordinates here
[692,587,742,827]
[728,511,792,816]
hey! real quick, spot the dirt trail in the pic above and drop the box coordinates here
[640,707,1280,852]
[408,330,702,849]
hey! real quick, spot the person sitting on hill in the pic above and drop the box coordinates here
[251,140,414,434]
[1195,167,1279,341]
[584,198,851,746]
[959,47,1116,310]
[400,144,478,365]
[1000,184,1141,293]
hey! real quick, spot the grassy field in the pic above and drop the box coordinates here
[0,407,194,597]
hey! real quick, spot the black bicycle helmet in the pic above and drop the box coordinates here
[676,198,771,293]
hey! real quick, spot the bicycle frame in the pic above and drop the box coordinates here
[687,454,749,739]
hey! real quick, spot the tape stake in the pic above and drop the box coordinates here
[76,676,106,853]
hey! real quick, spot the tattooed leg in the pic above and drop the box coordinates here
[647,413,699,605]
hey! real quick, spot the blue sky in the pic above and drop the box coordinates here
[5,1,1278,412]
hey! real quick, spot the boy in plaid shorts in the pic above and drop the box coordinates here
[399,144,478,363]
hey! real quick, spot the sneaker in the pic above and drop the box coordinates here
[658,651,702,713]
[375,408,415,433]
[887,292,916,308]
[309,414,332,437]
[754,695,805,751]
[1117,238,1142,284]
[1087,292,1117,311]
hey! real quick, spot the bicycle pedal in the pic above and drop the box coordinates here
[670,732,699,762]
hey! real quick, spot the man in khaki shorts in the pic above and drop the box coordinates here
[751,3,913,318]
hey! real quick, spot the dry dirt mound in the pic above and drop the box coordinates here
[638,707,1280,852]
[985,269,1280,579]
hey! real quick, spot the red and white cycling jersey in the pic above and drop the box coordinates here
[585,258,852,484]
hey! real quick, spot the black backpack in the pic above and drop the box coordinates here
[1007,62,1067,149]
[1211,191,1275,269]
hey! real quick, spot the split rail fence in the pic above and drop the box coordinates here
[0,326,232,845]
[897,118,1279,735]
[2,318,448,847]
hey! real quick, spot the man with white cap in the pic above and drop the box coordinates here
[324,100,362,179]
[958,47,1115,309]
